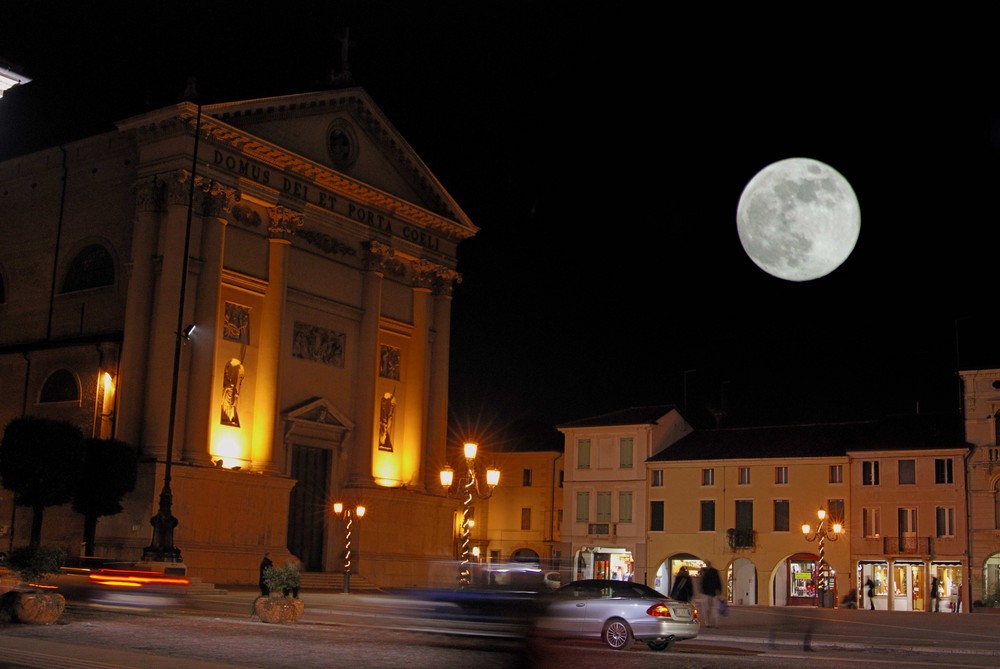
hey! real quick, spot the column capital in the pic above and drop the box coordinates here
[133,178,166,213]
[165,169,194,206]
[197,180,240,219]
[267,205,304,240]
[364,240,394,273]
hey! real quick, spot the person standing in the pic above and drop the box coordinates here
[671,567,694,602]
[866,577,876,610]
[258,552,274,596]
[700,561,723,627]
[930,576,940,612]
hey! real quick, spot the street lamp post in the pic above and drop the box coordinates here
[333,501,366,594]
[802,508,843,607]
[440,442,499,586]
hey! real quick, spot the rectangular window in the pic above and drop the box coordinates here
[700,500,715,531]
[577,439,591,469]
[619,437,634,468]
[522,468,533,486]
[935,458,954,484]
[774,466,788,485]
[863,460,880,486]
[650,501,664,531]
[898,459,916,485]
[739,467,750,485]
[618,491,633,523]
[773,499,790,532]
[827,499,845,524]
[735,500,754,531]
[521,507,531,530]
[829,464,843,484]
[702,468,715,486]
[651,470,664,487]
[575,491,590,522]
[596,491,612,523]
[936,506,955,537]
[863,507,881,538]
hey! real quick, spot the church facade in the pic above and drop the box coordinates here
[0,87,477,587]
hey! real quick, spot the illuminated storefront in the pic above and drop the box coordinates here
[857,561,961,612]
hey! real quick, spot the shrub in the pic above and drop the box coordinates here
[981,585,1000,609]
[6,545,67,584]
[263,563,301,596]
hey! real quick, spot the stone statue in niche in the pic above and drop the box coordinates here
[221,345,246,427]
[378,390,396,452]
[221,301,251,427]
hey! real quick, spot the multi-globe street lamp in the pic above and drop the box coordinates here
[802,508,843,607]
[440,442,499,586]
[333,501,366,594]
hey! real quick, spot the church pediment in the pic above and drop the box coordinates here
[202,87,474,234]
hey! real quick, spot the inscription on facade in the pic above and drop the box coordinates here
[212,149,441,251]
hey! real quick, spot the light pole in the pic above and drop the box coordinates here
[802,508,843,607]
[143,101,202,566]
[333,501,365,594]
[440,442,499,586]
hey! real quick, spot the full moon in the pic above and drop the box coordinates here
[736,157,860,282]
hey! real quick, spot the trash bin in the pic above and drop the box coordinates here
[822,590,835,608]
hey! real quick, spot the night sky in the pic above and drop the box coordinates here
[3,5,999,436]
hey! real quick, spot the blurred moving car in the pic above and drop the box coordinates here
[43,557,190,608]
[533,579,699,651]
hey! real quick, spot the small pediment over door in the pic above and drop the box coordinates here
[282,397,354,449]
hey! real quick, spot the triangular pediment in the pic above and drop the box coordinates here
[282,397,353,447]
[201,87,473,231]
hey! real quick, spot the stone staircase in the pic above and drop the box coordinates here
[298,571,383,593]
[191,572,382,595]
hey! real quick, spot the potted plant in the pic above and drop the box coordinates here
[0,545,68,624]
[254,563,303,624]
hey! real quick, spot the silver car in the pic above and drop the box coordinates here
[533,579,699,651]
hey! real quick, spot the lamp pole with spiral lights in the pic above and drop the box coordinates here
[440,442,499,586]
[802,508,843,607]
[333,501,365,594]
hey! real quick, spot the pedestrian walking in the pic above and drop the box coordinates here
[930,576,940,612]
[259,551,273,596]
[700,561,723,627]
[670,567,694,603]
[865,577,875,610]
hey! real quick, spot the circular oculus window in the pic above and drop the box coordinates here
[327,121,359,169]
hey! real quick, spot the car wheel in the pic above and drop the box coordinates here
[647,638,674,651]
[602,618,633,650]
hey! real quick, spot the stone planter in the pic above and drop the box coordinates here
[254,595,304,624]
[0,589,66,624]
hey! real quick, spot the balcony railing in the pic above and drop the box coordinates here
[726,528,756,551]
[882,536,931,555]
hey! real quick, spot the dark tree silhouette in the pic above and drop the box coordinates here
[72,438,139,556]
[0,416,85,546]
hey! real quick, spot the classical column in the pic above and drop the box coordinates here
[118,177,164,448]
[142,170,195,459]
[349,241,391,486]
[405,261,434,488]
[424,267,457,491]
[183,180,237,465]
[251,206,301,473]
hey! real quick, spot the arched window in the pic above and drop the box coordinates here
[40,369,80,403]
[62,244,114,293]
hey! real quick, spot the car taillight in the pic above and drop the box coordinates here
[646,603,673,617]
[89,569,190,588]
